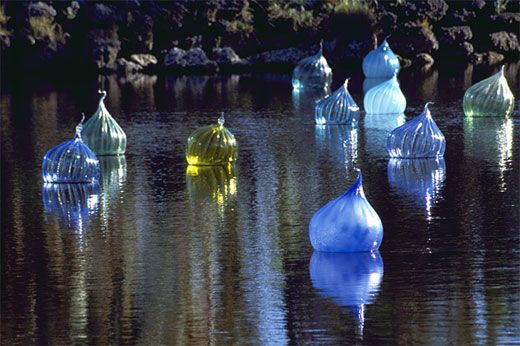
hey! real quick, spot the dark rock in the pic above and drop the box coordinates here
[415,53,434,66]
[62,1,80,20]
[376,10,398,34]
[84,3,118,24]
[86,30,121,71]
[213,47,247,66]
[0,31,11,50]
[490,13,520,33]
[438,26,473,44]
[27,2,57,20]
[394,0,448,22]
[248,45,316,66]
[130,53,158,68]
[396,54,412,68]
[489,32,520,55]
[469,51,505,65]
[116,58,143,74]
[329,38,375,63]
[392,23,439,57]
[164,47,218,71]
[119,12,154,53]
[441,9,477,26]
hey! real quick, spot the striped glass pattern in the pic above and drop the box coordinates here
[82,91,127,155]
[186,115,238,166]
[292,41,333,91]
[387,103,445,158]
[363,77,387,94]
[463,66,515,118]
[364,74,406,115]
[315,78,360,125]
[42,121,100,183]
[362,38,400,78]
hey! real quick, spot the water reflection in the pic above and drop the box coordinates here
[292,87,330,120]
[314,125,358,173]
[363,113,406,158]
[99,156,127,225]
[186,164,237,210]
[362,78,387,94]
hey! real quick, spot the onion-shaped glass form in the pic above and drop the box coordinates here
[82,90,127,155]
[42,117,100,183]
[186,114,238,166]
[362,77,387,94]
[364,74,406,115]
[362,37,400,78]
[309,170,383,253]
[387,103,445,158]
[463,66,515,117]
[315,78,360,125]
[292,41,333,91]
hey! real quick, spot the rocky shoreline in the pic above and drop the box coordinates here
[0,1,518,76]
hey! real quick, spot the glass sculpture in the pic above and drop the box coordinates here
[363,74,406,115]
[362,37,400,78]
[82,90,127,155]
[387,102,445,158]
[42,117,100,184]
[463,66,515,117]
[315,78,360,126]
[362,77,387,94]
[309,169,383,253]
[186,113,238,166]
[292,40,333,91]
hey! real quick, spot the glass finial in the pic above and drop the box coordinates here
[218,112,225,126]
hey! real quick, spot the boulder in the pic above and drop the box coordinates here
[213,47,248,66]
[489,32,520,55]
[86,30,121,71]
[396,54,412,68]
[441,9,477,26]
[164,47,218,71]
[248,46,316,66]
[392,23,439,57]
[438,26,473,44]
[415,53,434,66]
[130,53,158,68]
[27,2,57,20]
[469,51,505,65]
[490,13,520,32]
[394,0,448,22]
[116,58,143,74]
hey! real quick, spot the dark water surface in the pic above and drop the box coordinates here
[2,63,519,345]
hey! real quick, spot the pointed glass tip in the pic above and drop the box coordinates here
[75,114,85,137]
[318,39,324,55]
[500,65,505,76]
[343,77,350,88]
[218,112,225,125]
[98,89,107,100]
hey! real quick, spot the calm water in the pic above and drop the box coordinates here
[2,63,519,345]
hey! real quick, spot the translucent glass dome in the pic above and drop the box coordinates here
[362,37,400,78]
[315,78,360,125]
[42,117,100,184]
[364,74,406,115]
[292,41,333,91]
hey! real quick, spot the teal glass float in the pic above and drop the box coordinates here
[309,170,383,253]
[292,40,333,91]
[362,77,387,94]
[186,113,238,166]
[364,74,406,115]
[387,103,445,158]
[362,37,400,78]
[42,117,100,184]
[315,78,360,126]
[82,90,127,155]
[463,66,515,117]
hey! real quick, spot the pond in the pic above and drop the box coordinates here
[1,63,519,345]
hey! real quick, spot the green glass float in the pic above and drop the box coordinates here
[186,113,238,166]
[463,66,515,117]
[82,90,127,155]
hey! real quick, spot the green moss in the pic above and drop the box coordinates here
[225,0,254,34]
[332,0,376,17]
[267,0,317,31]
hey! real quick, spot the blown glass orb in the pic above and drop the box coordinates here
[362,77,388,94]
[82,90,127,155]
[292,40,333,91]
[362,37,400,78]
[186,114,238,166]
[387,103,446,158]
[42,117,100,184]
[364,74,406,115]
[309,170,383,253]
[463,66,515,117]
[315,78,360,126]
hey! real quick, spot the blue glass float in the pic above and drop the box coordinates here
[42,117,100,184]
[292,40,333,91]
[363,74,406,115]
[362,77,388,94]
[309,170,383,253]
[387,103,445,158]
[362,37,400,78]
[315,78,360,126]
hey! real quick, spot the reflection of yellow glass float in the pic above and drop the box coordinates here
[186,164,237,206]
[186,113,238,166]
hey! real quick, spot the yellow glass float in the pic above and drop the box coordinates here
[186,113,238,166]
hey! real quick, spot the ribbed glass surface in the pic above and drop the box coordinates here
[82,90,127,155]
[363,77,387,94]
[387,103,445,158]
[364,74,406,115]
[42,119,100,184]
[315,78,360,125]
[309,170,383,253]
[362,38,400,78]
[292,41,333,90]
[186,114,238,166]
[463,66,515,117]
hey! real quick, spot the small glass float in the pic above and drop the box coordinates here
[364,73,406,115]
[315,78,360,126]
[309,169,383,253]
[186,113,238,166]
[362,36,400,79]
[387,103,445,159]
[292,40,333,91]
[463,66,515,118]
[42,116,100,184]
[82,90,127,155]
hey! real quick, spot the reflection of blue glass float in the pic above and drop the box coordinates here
[363,77,388,94]
[362,37,400,78]
[309,170,383,253]
[387,103,445,158]
[364,74,406,115]
[388,158,446,199]
[42,117,100,184]
[293,86,331,119]
[315,78,360,126]
[292,41,333,91]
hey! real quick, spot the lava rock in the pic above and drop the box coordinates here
[130,53,158,68]
[489,31,520,56]
[438,26,473,44]
[392,23,439,57]
[213,47,242,65]
[86,30,121,71]
[441,9,477,26]
[27,2,57,20]
[415,53,435,66]
[164,47,218,71]
[469,51,505,65]
[396,54,412,68]
[490,13,520,33]
[116,58,143,74]
[248,45,316,66]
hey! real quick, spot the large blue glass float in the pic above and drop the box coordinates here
[363,74,406,115]
[292,41,333,91]
[387,103,446,159]
[362,37,400,78]
[315,78,360,126]
[309,170,383,253]
[362,77,388,94]
[42,117,100,184]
